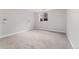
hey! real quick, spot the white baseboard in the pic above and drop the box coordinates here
[66,34,73,49]
[0,30,28,38]
[35,28,66,34]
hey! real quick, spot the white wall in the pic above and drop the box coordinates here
[34,9,66,33]
[0,17,2,36]
[67,9,79,48]
[0,9,34,36]
[0,13,3,36]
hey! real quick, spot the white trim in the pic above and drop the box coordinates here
[0,30,28,38]
[66,34,73,49]
[36,28,66,34]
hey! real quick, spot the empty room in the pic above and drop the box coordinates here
[0,9,79,49]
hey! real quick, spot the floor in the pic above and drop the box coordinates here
[0,30,72,49]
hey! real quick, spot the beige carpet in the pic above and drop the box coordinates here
[0,30,72,49]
